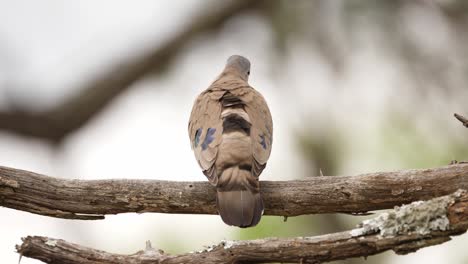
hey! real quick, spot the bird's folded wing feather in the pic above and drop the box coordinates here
[188,90,224,184]
[234,87,273,177]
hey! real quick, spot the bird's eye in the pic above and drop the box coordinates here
[247,71,250,75]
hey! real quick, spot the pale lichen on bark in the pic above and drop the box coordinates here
[352,189,465,237]
[44,239,57,247]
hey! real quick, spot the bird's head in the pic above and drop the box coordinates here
[225,55,251,82]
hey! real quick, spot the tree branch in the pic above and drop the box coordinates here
[1,164,467,219]
[454,113,468,128]
[0,0,261,142]
[16,190,468,263]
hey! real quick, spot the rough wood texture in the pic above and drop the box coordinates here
[1,164,468,219]
[0,0,260,142]
[16,191,468,263]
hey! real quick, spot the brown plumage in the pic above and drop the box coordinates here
[188,55,273,227]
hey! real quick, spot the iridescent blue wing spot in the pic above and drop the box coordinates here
[194,128,202,148]
[202,128,216,150]
[259,134,267,150]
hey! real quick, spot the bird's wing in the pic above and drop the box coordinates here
[235,87,273,177]
[188,89,224,185]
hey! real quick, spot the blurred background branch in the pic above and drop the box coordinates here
[16,190,468,263]
[0,0,261,143]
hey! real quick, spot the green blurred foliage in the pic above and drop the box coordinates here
[296,124,345,176]
[236,215,314,240]
[378,114,468,169]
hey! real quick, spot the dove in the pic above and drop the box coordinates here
[188,55,273,228]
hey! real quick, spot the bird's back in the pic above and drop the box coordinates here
[188,56,272,227]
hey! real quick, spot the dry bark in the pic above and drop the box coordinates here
[16,190,468,263]
[0,0,261,142]
[1,163,467,219]
[455,113,468,128]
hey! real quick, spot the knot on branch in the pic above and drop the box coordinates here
[0,176,19,189]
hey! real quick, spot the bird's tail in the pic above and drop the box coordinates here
[216,166,264,228]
